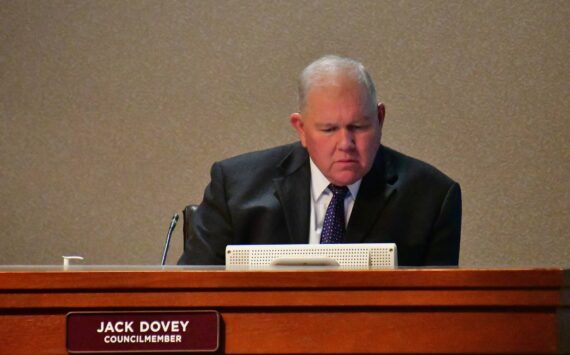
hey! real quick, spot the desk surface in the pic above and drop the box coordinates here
[0,266,568,291]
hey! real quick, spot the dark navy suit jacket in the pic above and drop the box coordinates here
[178,142,462,266]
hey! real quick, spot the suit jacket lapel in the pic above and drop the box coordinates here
[345,146,398,243]
[273,143,311,244]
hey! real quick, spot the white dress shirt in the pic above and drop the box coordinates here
[308,159,362,244]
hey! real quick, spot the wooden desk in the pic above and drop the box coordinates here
[0,267,568,354]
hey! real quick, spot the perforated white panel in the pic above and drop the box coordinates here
[226,248,249,266]
[225,243,397,269]
[370,246,398,268]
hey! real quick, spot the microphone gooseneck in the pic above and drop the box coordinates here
[161,213,179,266]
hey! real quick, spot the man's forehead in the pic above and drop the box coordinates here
[305,86,375,115]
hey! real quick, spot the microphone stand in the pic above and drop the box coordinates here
[161,213,179,266]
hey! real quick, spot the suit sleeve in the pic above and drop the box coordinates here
[177,162,233,265]
[424,182,462,266]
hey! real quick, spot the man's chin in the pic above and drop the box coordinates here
[327,170,363,186]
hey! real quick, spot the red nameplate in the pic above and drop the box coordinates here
[66,310,219,353]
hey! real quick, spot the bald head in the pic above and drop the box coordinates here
[297,55,378,114]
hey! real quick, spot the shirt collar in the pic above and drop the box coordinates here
[309,158,361,201]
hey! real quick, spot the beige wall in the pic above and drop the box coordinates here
[1,0,568,267]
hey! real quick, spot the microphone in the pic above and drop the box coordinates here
[161,213,179,266]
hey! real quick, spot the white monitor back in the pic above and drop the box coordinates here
[225,243,397,270]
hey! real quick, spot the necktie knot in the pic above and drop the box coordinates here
[328,184,349,198]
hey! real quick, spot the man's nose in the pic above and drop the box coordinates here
[338,129,355,150]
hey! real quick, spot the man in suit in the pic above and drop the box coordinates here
[178,55,461,266]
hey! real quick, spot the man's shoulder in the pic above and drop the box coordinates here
[215,142,306,175]
[382,146,458,186]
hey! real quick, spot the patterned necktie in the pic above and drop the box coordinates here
[320,184,349,244]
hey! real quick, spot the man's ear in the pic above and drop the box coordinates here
[377,102,386,128]
[289,113,307,146]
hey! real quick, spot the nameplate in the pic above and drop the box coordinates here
[66,311,219,353]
